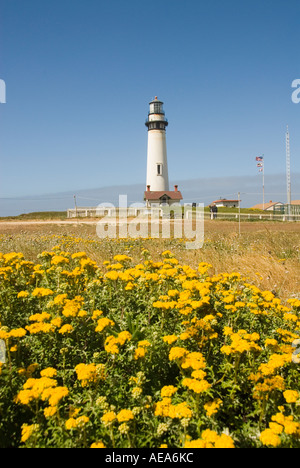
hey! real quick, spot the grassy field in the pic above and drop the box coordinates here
[0,218,299,300]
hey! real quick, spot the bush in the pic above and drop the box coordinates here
[0,249,299,448]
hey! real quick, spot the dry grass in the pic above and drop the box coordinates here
[0,219,299,300]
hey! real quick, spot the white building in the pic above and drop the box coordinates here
[211,198,240,208]
[144,184,183,208]
[251,201,284,211]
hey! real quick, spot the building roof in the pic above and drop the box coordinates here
[251,201,283,210]
[291,200,300,205]
[144,190,183,201]
[212,199,240,204]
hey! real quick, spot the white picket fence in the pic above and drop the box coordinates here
[67,207,300,222]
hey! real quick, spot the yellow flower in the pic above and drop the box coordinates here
[104,336,119,354]
[95,317,115,332]
[44,406,57,418]
[181,352,206,370]
[204,399,222,417]
[134,347,146,360]
[184,430,234,448]
[91,441,106,448]
[51,317,63,328]
[117,331,132,345]
[40,368,57,378]
[283,390,299,403]
[45,387,69,407]
[160,386,178,397]
[65,418,77,430]
[75,363,106,387]
[71,252,87,259]
[25,322,55,334]
[53,294,68,305]
[163,335,178,345]
[21,424,40,443]
[268,422,283,434]
[51,255,69,266]
[17,291,29,298]
[8,328,27,338]
[117,409,134,423]
[32,287,54,297]
[167,289,179,297]
[113,254,132,262]
[260,428,281,447]
[283,419,300,435]
[92,310,103,320]
[137,340,151,348]
[169,347,188,361]
[182,378,211,394]
[58,324,74,335]
[65,415,89,430]
[105,271,119,280]
[191,369,207,380]
[167,402,193,419]
[214,433,235,448]
[29,312,51,322]
[101,411,117,426]
[161,250,174,257]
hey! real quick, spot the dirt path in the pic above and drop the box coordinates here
[0,219,299,236]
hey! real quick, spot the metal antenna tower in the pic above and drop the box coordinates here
[286,126,291,218]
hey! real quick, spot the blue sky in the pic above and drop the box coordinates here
[1,0,300,207]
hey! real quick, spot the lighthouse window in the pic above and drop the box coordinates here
[154,102,161,113]
[157,164,162,175]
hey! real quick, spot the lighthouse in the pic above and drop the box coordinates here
[145,96,169,191]
[144,97,183,207]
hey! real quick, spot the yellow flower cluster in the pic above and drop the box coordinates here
[204,399,223,417]
[258,352,292,376]
[1,243,300,448]
[65,415,89,430]
[221,329,261,355]
[104,330,132,354]
[184,429,235,448]
[155,397,193,420]
[16,369,69,412]
[21,424,40,443]
[134,340,151,360]
[32,288,54,297]
[95,317,115,332]
[0,327,26,340]
[260,409,300,446]
[75,363,106,387]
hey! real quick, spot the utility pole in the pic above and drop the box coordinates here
[238,192,241,236]
[74,195,78,218]
[262,156,265,211]
[286,126,292,220]
[255,155,265,209]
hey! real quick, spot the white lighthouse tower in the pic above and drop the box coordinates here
[145,96,169,191]
[144,97,183,208]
